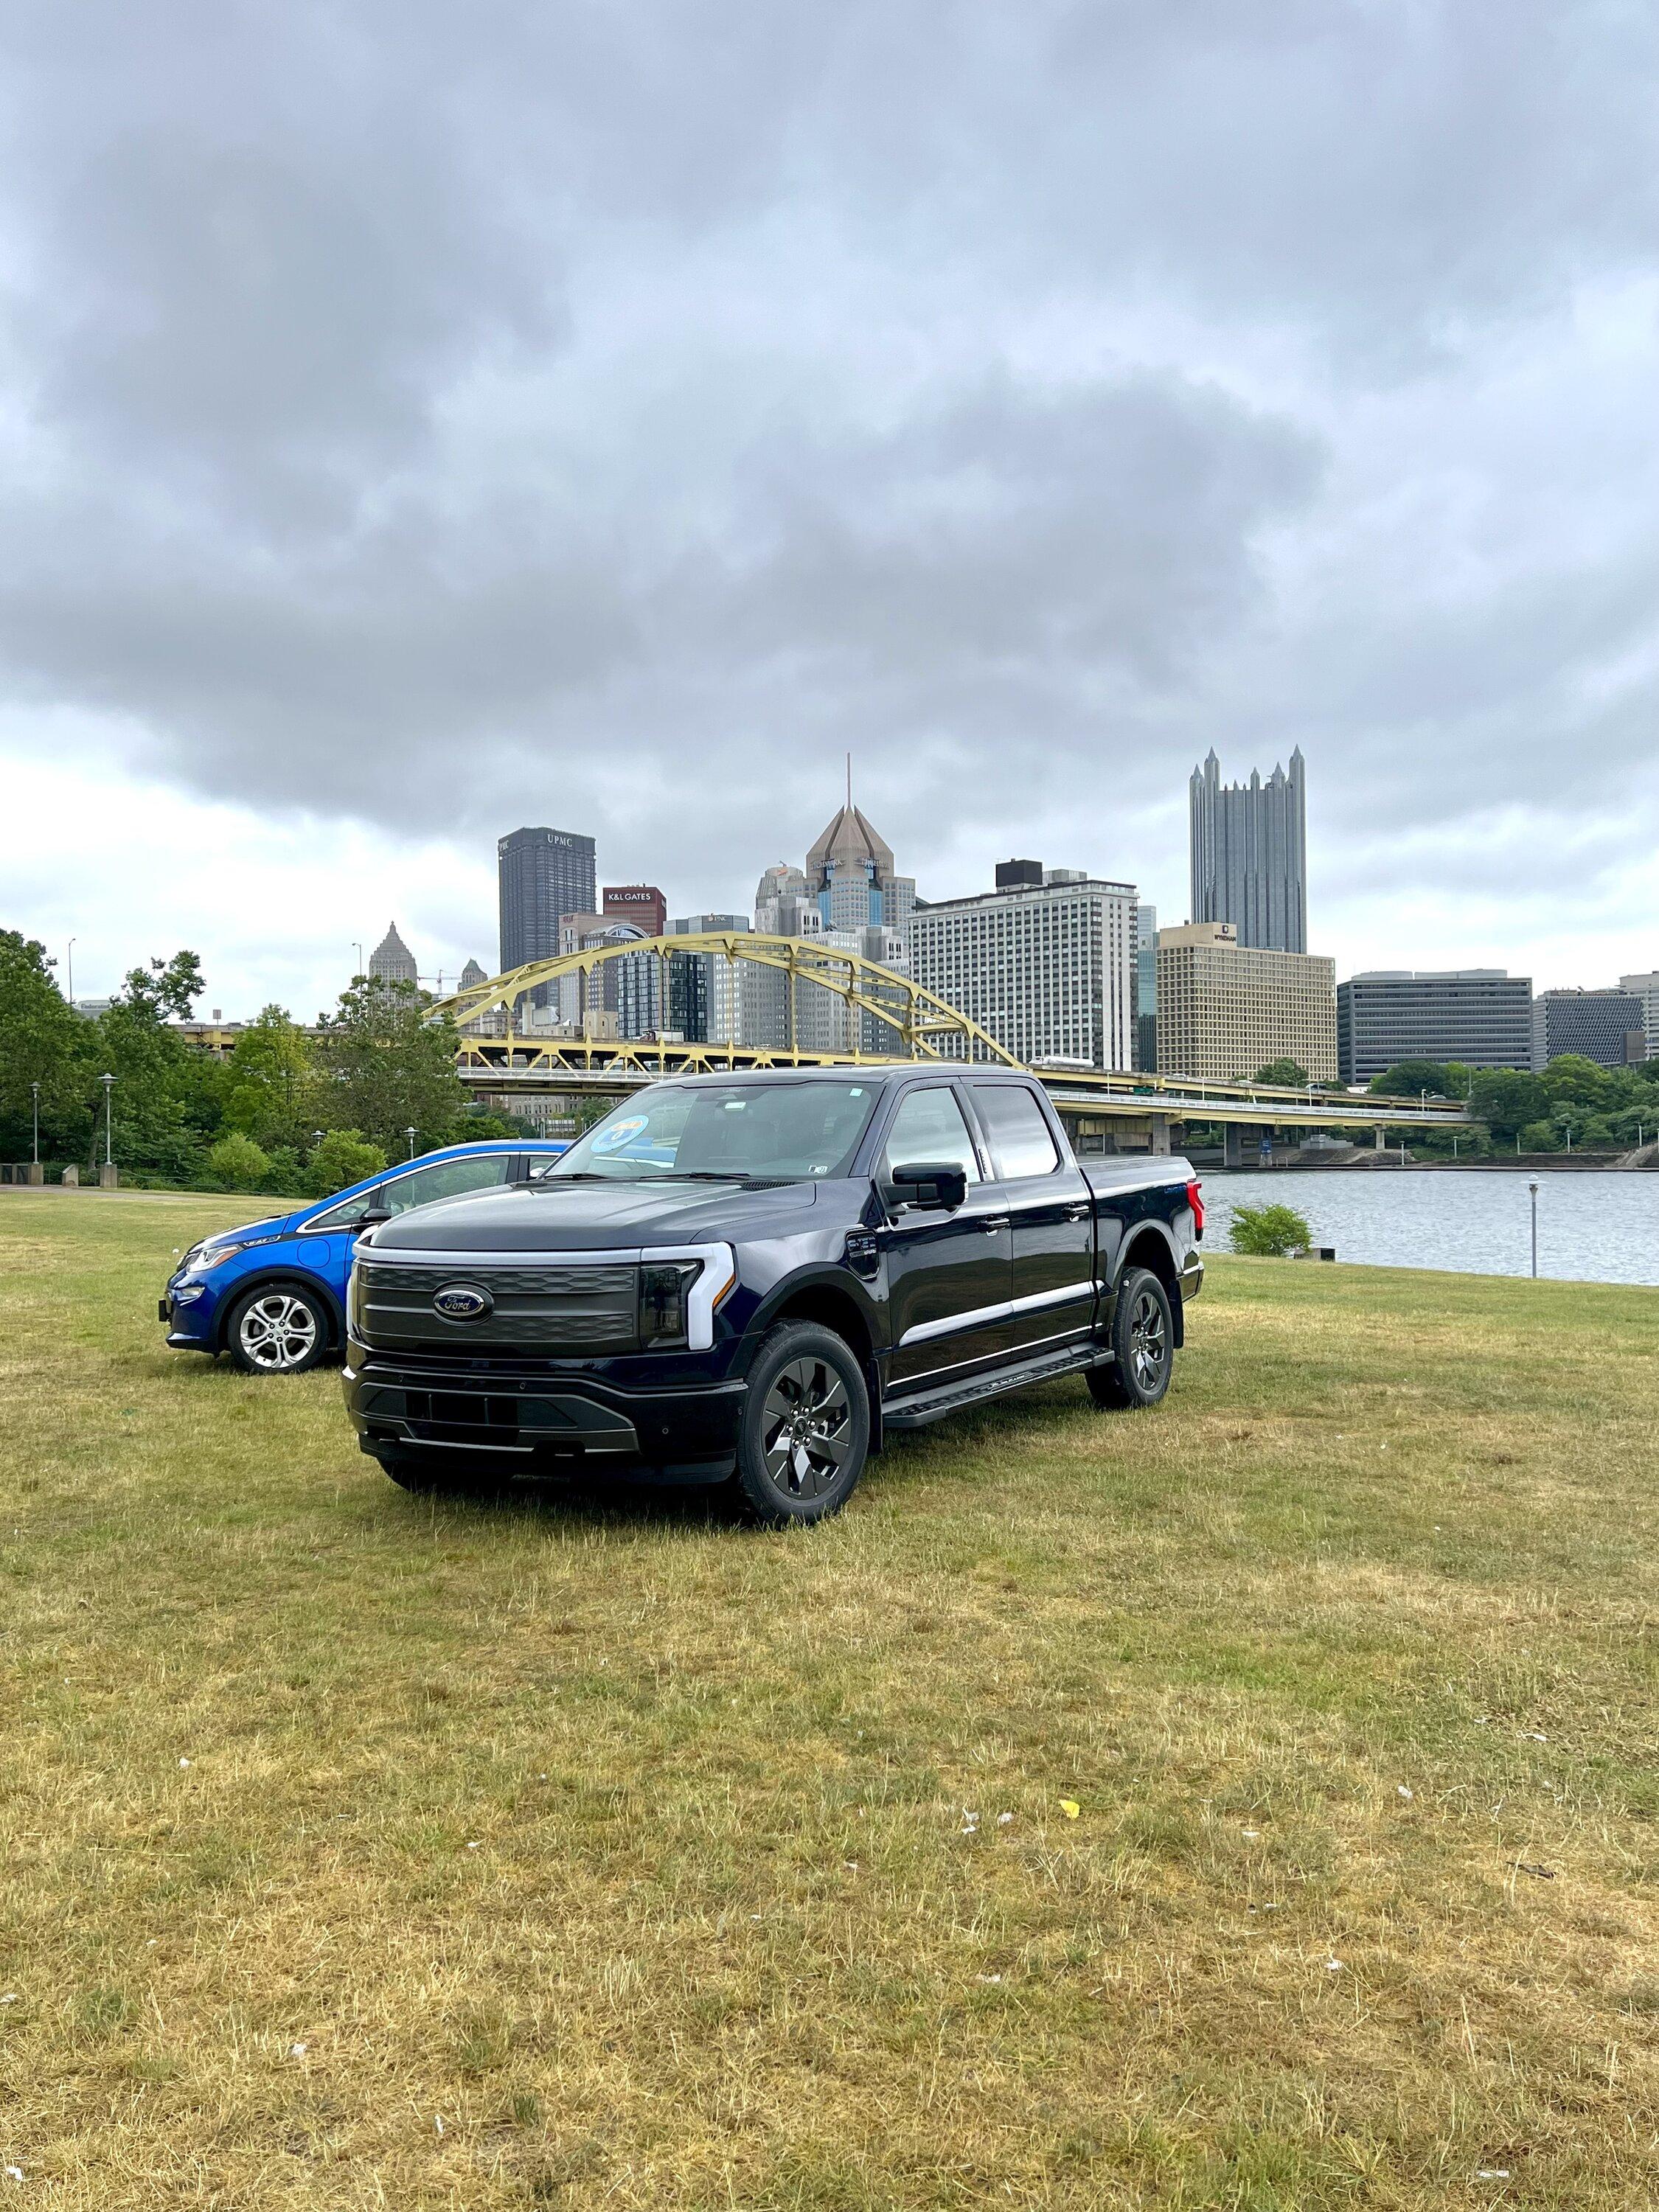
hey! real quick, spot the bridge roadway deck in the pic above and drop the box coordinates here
[455,1042,1470,1132]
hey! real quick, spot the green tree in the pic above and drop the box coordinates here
[1368,1059,1456,1099]
[1539,1054,1615,1111]
[313,979,465,1155]
[224,1006,319,1151]
[206,1133,274,1192]
[90,950,215,1181]
[1253,1059,1310,1087]
[1469,1068,1548,1142]
[1228,1203,1312,1257]
[305,1129,387,1200]
[0,929,92,1163]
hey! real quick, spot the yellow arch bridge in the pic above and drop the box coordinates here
[431,932,1469,1152]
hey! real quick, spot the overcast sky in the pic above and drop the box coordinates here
[2,1,1655,1016]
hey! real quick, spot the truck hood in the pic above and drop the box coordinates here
[361,1175,824,1253]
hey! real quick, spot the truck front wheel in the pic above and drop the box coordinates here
[1088,1267,1174,1411]
[733,1321,871,1526]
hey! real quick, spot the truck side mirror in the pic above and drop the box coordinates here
[888,1161,968,1211]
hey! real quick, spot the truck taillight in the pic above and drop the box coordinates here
[1186,1179,1204,1238]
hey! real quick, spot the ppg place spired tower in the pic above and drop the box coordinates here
[1188,748,1307,953]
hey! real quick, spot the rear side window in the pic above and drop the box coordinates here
[880,1087,981,1183]
[971,1084,1060,1180]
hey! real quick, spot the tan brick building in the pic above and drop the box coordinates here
[1156,922,1338,1084]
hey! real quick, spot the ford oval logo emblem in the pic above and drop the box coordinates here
[433,1281,493,1321]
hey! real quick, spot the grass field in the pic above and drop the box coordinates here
[2,1191,1658,2209]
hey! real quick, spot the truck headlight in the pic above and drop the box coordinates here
[639,1261,701,1348]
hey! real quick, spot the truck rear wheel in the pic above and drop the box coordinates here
[733,1321,870,1526]
[1088,1267,1174,1411]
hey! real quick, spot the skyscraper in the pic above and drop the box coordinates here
[498,826,597,1009]
[908,865,1138,1071]
[805,799,916,933]
[368,921,418,992]
[1189,749,1307,953]
[603,884,667,938]
[1134,902,1158,1071]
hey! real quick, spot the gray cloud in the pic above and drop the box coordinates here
[1,0,1656,936]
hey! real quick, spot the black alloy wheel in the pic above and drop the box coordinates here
[224,1282,330,1375]
[1088,1266,1175,1411]
[734,1321,871,1526]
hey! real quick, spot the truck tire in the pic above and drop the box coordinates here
[732,1321,871,1526]
[224,1281,331,1375]
[1088,1267,1174,1411]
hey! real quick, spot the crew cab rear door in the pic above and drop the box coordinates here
[874,1081,1014,1391]
[964,1079,1096,1357]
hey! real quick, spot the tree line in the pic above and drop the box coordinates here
[0,930,529,1194]
[1253,1052,1659,1155]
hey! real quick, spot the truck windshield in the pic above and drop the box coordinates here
[549,1082,878,1183]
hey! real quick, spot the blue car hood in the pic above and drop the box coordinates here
[204,1213,294,1248]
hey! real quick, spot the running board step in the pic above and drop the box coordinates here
[882,1341,1107,1430]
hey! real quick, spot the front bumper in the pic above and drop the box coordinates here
[159,1290,216,1351]
[344,1349,746,1478]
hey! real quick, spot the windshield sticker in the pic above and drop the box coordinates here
[590,1114,650,1155]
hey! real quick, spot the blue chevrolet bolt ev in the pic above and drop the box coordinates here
[159,1141,569,1375]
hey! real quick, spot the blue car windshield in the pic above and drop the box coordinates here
[550,1083,878,1182]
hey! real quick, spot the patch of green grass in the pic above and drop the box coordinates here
[2,1189,1659,2205]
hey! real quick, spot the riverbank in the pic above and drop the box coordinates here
[4,1192,1659,2205]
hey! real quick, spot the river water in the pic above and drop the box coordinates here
[1200,1169,1659,1287]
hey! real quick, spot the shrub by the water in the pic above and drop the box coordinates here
[1229,1202,1312,1257]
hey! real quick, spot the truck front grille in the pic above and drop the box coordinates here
[355,1259,639,1355]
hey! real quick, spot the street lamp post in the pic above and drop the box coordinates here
[1528,1178,1540,1279]
[406,1126,417,1161]
[66,937,76,1007]
[30,1081,40,1166]
[100,1072,115,1178]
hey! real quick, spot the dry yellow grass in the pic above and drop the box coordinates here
[1,1187,1657,2208]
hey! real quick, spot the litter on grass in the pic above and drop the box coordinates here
[1059,1800,1080,1820]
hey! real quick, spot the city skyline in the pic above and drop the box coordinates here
[16,759,1656,1029]
[1,11,1655,1029]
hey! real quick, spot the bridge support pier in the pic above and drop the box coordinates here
[1150,1113,1172,1156]
[1223,1122,1272,1169]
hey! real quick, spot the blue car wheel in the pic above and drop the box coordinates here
[225,1281,331,1375]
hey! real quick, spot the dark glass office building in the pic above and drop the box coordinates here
[498,826,597,1008]
[1531,989,1647,1073]
[1338,970,1534,1083]
[1189,748,1307,953]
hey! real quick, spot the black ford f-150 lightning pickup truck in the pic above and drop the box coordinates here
[344,1066,1203,1524]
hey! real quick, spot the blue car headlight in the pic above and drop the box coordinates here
[189,1242,251,1274]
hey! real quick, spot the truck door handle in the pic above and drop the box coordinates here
[1064,1203,1091,1222]
[980,1216,1009,1234]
